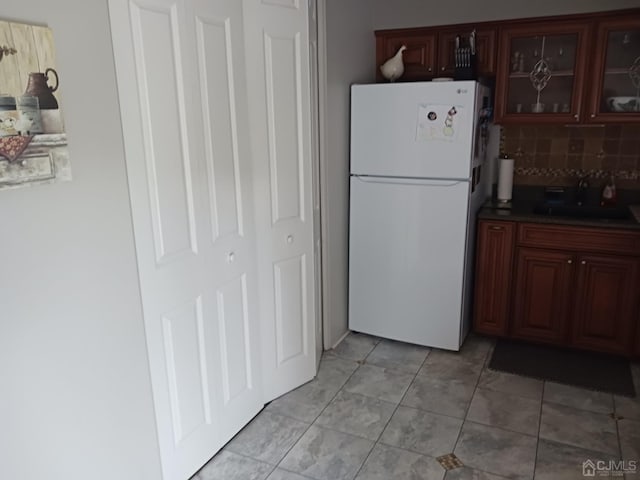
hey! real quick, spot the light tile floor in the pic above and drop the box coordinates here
[193,333,640,480]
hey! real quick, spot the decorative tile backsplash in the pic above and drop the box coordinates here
[500,125,640,189]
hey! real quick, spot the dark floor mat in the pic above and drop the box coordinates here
[489,340,636,397]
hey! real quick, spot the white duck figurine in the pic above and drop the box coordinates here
[380,45,406,82]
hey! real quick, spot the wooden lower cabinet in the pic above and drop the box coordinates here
[571,254,638,355]
[473,221,515,336]
[511,247,574,344]
[474,219,640,356]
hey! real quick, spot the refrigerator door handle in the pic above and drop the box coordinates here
[352,175,463,187]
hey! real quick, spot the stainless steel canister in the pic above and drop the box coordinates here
[16,95,43,134]
[0,94,18,137]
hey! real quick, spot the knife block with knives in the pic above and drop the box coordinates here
[454,30,477,80]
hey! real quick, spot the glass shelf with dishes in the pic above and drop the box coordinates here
[598,28,640,114]
[586,17,640,122]
[505,76,575,114]
[507,34,579,115]
[495,23,589,123]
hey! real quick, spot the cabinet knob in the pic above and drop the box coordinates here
[590,114,595,118]
[581,260,586,265]
[286,235,294,244]
[567,259,573,264]
[227,252,235,263]
[573,114,579,120]
[489,226,503,231]
[441,67,445,71]
[428,67,432,72]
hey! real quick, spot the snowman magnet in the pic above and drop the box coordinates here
[443,106,457,137]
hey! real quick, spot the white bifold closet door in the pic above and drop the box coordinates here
[243,0,317,402]
[108,0,316,479]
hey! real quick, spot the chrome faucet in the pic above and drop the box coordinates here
[576,176,589,206]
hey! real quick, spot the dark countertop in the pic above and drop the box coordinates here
[479,186,640,231]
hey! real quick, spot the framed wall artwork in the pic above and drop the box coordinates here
[0,19,70,190]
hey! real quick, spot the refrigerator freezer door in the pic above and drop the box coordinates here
[351,81,478,179]
[348,175,470,350]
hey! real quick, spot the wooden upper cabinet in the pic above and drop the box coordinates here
[375,25,496,82]
[473,221,515,336]
[570,254,638,355]
[374,9,640,124]
[437,28,497,77]
[586,17,640,123]
[494,20,591,124]
[376,31,437,82]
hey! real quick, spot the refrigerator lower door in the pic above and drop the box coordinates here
[349,175,470,350]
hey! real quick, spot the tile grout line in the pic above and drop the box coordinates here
[312,350,496,438]
[390,402,470,424]
[613,395,624,462]
[447,341,521,480]
[617,367,640,462]
[265,347,365,425]
[199,301,388,477]
[213,338,637,480]
[351,341,434,480]
[531,380,547,480]
[472,383,545,403]
[445,340,541,480]
[336,372,617,428]
[210,449,279,477]
[439,337,535,480]
[224,346,363,478]
[303,413,391,442]
[271,336,378,479]
[540,396,617,416]
[277,365,362,464]
[220,450,278,480]
[449,344,493,463]
[460,418,539,440]
[402,347,542,428]
[274,465,319,480]
[335,336,390,480]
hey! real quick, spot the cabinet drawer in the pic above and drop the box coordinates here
[517,223,640,255]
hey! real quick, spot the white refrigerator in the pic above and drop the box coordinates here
[349,80,491,351]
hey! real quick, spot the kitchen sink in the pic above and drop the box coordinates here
[532,203,631,220]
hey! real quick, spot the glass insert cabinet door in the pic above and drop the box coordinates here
[495,22,590,123]
[588,18,640,122]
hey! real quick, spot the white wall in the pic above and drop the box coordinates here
[0,2,162,479]
[322,0,374,348]
[321,0,640,348]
